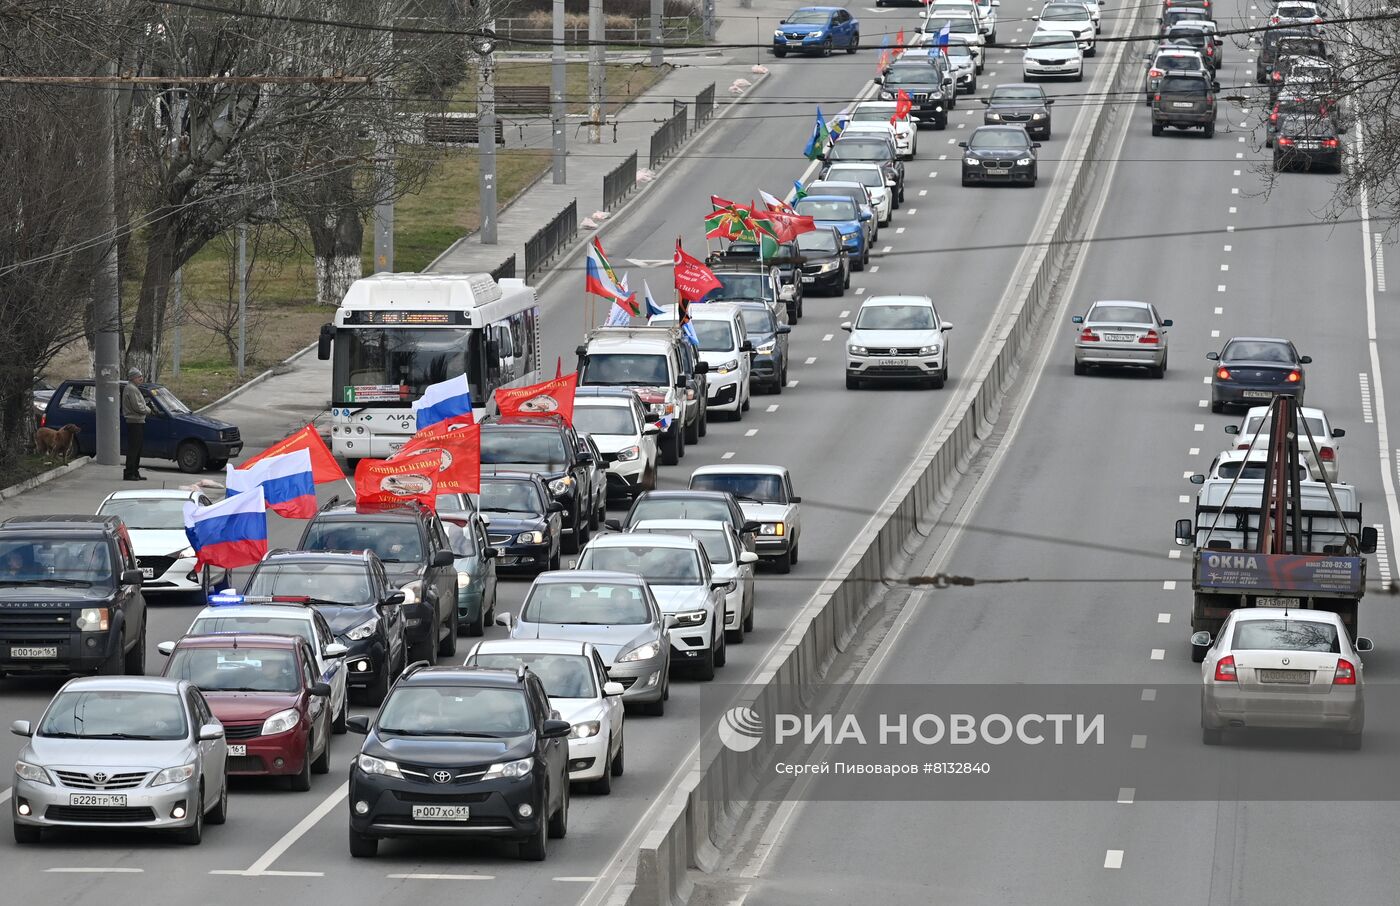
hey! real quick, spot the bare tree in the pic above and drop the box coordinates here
[184,226,278,366]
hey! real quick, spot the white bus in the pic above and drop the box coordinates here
[317,272,542,461]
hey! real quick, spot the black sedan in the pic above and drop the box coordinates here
[1273,113,1342,172]
[1208,337,1310,412]
[824,135,906,202]
[982,83,1054,140]
[478,472,564,574]
[960,126,1040,187]
[795,226,849,296]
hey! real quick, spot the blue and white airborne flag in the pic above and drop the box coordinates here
[643,279,666,318]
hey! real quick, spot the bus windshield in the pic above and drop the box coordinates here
[334,327,477,405]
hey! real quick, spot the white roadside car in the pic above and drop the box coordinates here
[573,388,661,501]
[821,162,894,225]
[95,488,220,601]
[649,302,752,420]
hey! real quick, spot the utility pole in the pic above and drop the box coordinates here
[651,0,664,67]
[477,13,498,245]
[551,0,566,183]
[237,224,247,379]
[588,0,604,145]
[374,156,395,272]
[93,59,122,467]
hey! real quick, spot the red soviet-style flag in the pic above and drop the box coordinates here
[496,373,579,426]
[355,452,440,509]
[391,417,480,495]
[240,423,344,483]
[674,238,724,301]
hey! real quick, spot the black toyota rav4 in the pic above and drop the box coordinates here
[346,662,572,860]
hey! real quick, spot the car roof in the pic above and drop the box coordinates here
[102,489,207,502]
[60,675,186,694]
[863,293,935,308]
[1243,405,1326,420]
[482,416,566,431]
[193,603,318,621]
[1090,299,1151,309]
[637,489,735,501]
[991,83,1045,93]
[482,470,544,482]
[972,124,1035,135]
[653,301,741,320]
[174,632,302,650]
[691,463,789,478]
[589,531,701,550]
[573,394,634,407]
[532,568,650,585]
[1,514,119,530]
[399,665,531,688]
[1228,607,1341,624]
[1225,336,1292,344]
[854,100,897,109]
[316,502,426,520]
[470,638,594,657]
[260,549,374,564]
[799,194,859,206]
[632,518,732,533]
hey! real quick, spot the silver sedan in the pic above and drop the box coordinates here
[1071,299,1171,378]
[1194,608,1369,748]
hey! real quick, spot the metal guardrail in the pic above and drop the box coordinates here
[694,83,716,130]
[648,104,687,169]
[494,16,702,48]
[524,199,577,283]
[490,255,517,281]
[602,151,638,211]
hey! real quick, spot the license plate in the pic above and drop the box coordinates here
[69,793,126,807]
[140,567,155,579]
[11,646,57,658]
[878,358,905,366]
[228,744,247,756]
[1256,596,1297,607]
[1172,101,1195,108]
[412,805,470,821]
[1102,333,1134,342]
[1242,390,1273,398]
[1298,141,1320,148]
[802,276,815,283]
[1258,669,1311,684]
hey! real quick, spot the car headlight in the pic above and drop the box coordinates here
[516,530,545,544]
[617,640,662,662]
[548,476,575,495]
[346,615,379,641]
[174,546,196,560]
[880,90,895,100]
[774,28,784,37]
[570,720,601,739]
[261,708,301,736]
[986,112,1002,121]
[76,607,109,632]
[1016,157,1033,166]
[817,261,840,273]
[616,445,641,462]
[15,760,53,785]
[717,359,740,375]
[965,157,980,166]
[919,345,941,355]
[400,583,420,606]
[673,608,708,626]
[150,763,196,787]
[483,757,534,780]
[757,342,776,355]
[760,522,787,536]
[1031,112,1047,120]
[849,345,868,356]
[356,753,403,779]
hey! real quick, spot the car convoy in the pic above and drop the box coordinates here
[4,0,1380,871]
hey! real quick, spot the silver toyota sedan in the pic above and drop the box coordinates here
[1071,299,1171,378]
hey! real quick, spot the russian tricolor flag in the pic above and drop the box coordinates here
[226,448,317,519]
[585,239,639,313]
[184,487,269,571]
[412,374,475,432]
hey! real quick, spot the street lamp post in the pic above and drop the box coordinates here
[475,19,499,245]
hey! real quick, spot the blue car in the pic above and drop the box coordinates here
[794,195,871,270]
[773,7,861,57]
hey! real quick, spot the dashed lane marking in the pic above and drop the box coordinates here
[1188,447,1199,455]
[1162,580,1176,590]
[1202,376,1211,384]
[839,310,850,318]
[1142,688,1157,701]
[869,265,879,272]
[1211,329,1220,338]
[1376,233,1387,292]
[1158,613,1171,623]
[919,189,929,196]
[386,874,495,881]
[745,428,758,437]
[1217,284,1227,292]
[721,451,736,460]
[1169,549,1181,559]
[1198,400,1209,407]
[1360,373,1375,423]
[46,868,144,874]
[766,404,779,412]
[1374,523,1392,586]
[1194,423,1204,431]
[881,246,892,253]
[1130,735,1147,750]
[1214,306,1223,314]
[1150,649,1165,660]
[1117,788,1136,804]
[1105,851,1125,869]
[804,356,817,365]
[822,333,834,342]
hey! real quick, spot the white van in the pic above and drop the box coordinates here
[649,303,752,420]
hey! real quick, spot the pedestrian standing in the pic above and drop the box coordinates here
[122,367,150,481]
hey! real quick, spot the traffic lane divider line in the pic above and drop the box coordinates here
[211,780,348,876]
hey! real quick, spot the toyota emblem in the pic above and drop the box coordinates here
[93,772,108,784]
[1281,657,1290,666]
[432,770,452,784]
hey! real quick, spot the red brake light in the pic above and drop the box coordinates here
[1214,655,1237,682]
[1287,370,1302,383]
[1270,109,1279,123]
[1270,14,1279,22]
[39,413,45,428]
[1319,446,1335,461]
[1278,137,1295,147]
[1216,367,1231,380]
[1205,94,1214,105]
[1237,444,1250,450]
[1079,327,1100,342]
[1149,68,1164,78]
[1154,92,1161,102]
[1334,658,1356,685]
[1139,330,1160,345]
[1272,71,1283,81]
[1322,138,1339,148]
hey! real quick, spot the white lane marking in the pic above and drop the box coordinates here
[1236,152,1244,159]
[1233,170,1241,177]
[721,451,736,460]
[804,356,817,365]
[1150,649,1165,660]
[1214,306,1223,314]
[822,333,834,342]
[919,189,929,196]
[881,246,893,253]
[766,404,779,413]
[1376,233,1388,292]
[46,868,144,874]
[1117,788,1136,804]
[745,428,758,437]
[555,877,601,882]
[1162,580,1176,590]
[1179,495,1190,503]
[1169,549,1181,559]
[928,170,938,177]
[1193,424,1204,432]
[895,227,906,234]
[1105,850,1125,869]
[1202,376,1211,384]
[386,874,496,881]
[1238,136,1246,142]
[1228,206,1237,213]
[957,122,966,128]
[1142,688,1157,701]
[1217,284,1227,292]
[1374,523,1392,586]
[1231,187,1240,195]
[1223,244,1232,251]
[787,379,798,388]
[947,138,956,144]
[1198,400,1209,407]
[906,208,917,214]
[1188,447,1200,455]
[1220,264,1229,272]
[0,787,10,806]
[1359,373,1375,423]
[218,781,349,876]
[869,265,879,273]
[1130,735,1147,749]
[839,310,850,318]
[1227,224,1236,231]
[1158,613,1171,623]
[939,154,948,160]
[1183,471,1194,479]
[1211,329,1220,338]
[211,870,325,878]
[856,287,866,295]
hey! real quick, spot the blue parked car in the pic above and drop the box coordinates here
[773,7,860,57]
[44,379,243,473]
[794,195,871,270]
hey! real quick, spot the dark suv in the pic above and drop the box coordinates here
[346,663,572,860]
[481,415,601,555]
[0,515,147,676]
[244,549,408,703]
[298,501,458,665]
[1151,72,1216,137]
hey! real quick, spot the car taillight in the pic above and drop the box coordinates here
[1149,68,1164,78]
[1153,92,1161,102]
[1206,45,1214,56]
[1270,15,1279,22]
[1270,109,1279,123]
[1334,658,1356,685]
[1287,370,1302,383]
[1217,367,1231,380]
[1278,137,1295,147]
[1319,446,1335,461]
[1214,655,1237,682]
[1139,330,1160,345]
[1237,444,1250,450]
[1079,327,1100,342]
[1205,94,1214,105]
[1322,138,1339,148]
[1272,71,1283,81]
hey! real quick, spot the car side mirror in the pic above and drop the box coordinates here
[310,682,332,697]
[1215,38,1223,45]
[157,640,175,656]
[1162,318,1173,327]
[695,360,710,374]
[1190,631,1212,658]
[840,322,853,332]
[1361,526,1379,555]
[603,681,625,696]
[874,75,884,84]
[10,720,32,737]
[742,521,762,535]
[790,495,802,503]
[1175,518,1194,545]
[1189,473,1205,485]
[121,568,144,585]
[1331,428,1346,438]
[324,642,349,659]
[346,715,371,734]
[777,324,792,334]
[1224,425,1240,435]
[741,340,754,353]
[1031,14,1039,19]
[739,551,759,564]
[383,590,406,606]
[547,500,566,513]
[1205,351,1220,361]
[542,718,572,738]
[317,323,334,361]
[605,519,623,531]
[1356,637,1375,653]
[1046,99,1055,105]
[940,321,954,332]
[432,549,455,567]
[1032,142,1042,149]
[198,723,225,741]
[577,450,594,463]
[495,611,514,629]
[1071,315,1084,324]
[957,141,968,148]
[1299,355,1312,364]
[675,377,688,389]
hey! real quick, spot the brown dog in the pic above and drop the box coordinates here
[34,423,81,464]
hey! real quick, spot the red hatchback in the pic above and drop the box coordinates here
[162,633,333,790]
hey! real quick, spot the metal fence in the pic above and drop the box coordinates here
[524,199,577,283]
[694,83,716,131]
[490,255,517,281]
[649,104,688,169]
[602,152,638,211]
[494,16,702,48]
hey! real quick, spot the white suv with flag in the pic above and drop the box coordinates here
[840,101,917,159]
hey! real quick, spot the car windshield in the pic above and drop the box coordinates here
[946,45,974,60]
[148,386,191,415]
[796,199,859,220]
[636,528,734,564]
[690,472,786,503]
[521,581,651,624]
[165,646,301,693]
[1156,53,1203,69]
[856,304,937,329]
[480,479,544,513]
[378,686,531,737]
[244,562,374,605]
[970,130,1031,150]
[1160,76,1208,93]
[884,68,939,87]
[784,10,830,24]
[630,497,732,526]
[0,538,113,588]
[851,107,896,122]
[579,545,703,585]
[96,497,189,530]
[301,520,423,563]
[828,140,891,162]
[1216,461,1310,480]
[827,167,884,187]
[1242,415,1327,438]
[1041,5,1086,18]
[471,653,597,699]
[1230,619,1341,652]
[796,231,838,254]
[925,17,975,33]
[1030,32,1077,47]
[1223,340,1295,363]
[481,428,569,467]
[189,614,316,648]
[573,405,638,436]
[1087,304,1153,324]
[39,690,188,740]
[687,319,736,352]
[992,87,1044,101]
[706,273,768,301]
[1276,3,1316,15]
[581,353,671,386]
